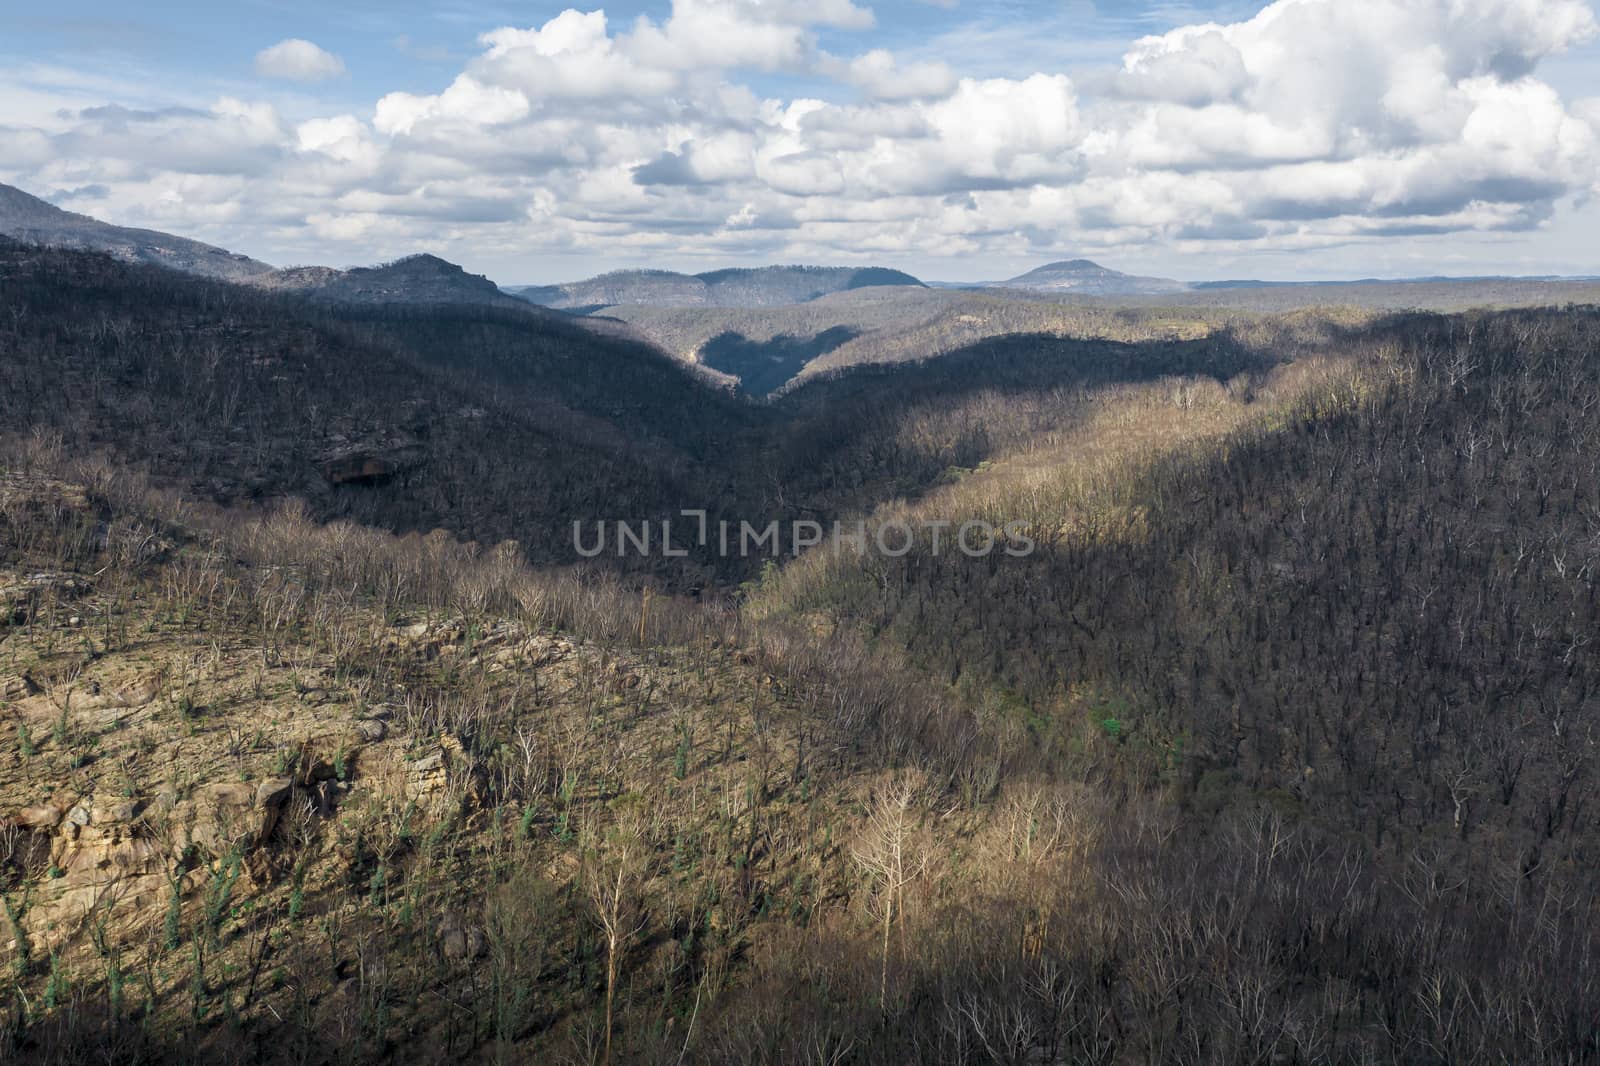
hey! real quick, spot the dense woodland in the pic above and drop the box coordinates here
[3,237,1600,1063]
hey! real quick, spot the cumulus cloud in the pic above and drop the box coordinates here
[255,39,346,82]
[840,49,957,99]
[5,0,1599,270]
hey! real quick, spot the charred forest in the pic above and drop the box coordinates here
[3,237,1600,1064]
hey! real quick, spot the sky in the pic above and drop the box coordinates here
[3,0,1600,284]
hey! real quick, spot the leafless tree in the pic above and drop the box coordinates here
[853,776,927,1009]
[584,816,652,1066]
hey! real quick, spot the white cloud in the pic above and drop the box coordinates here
[374,76,530,136]
[626,0,873,73]
[5,0,1599,274]
[254,39,346,83]
[842,49,957,100]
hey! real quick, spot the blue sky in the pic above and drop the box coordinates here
[4,0,1600,283]
[3,2,1254,117]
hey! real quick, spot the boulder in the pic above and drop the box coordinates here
[352,718,387,743]
[406,752,448,802]
[89,801,139,825]
[406,736,483,806]
[15,805,60,830]
[437,913,485,962]
[183,779,292,853]
[0,572,87,608]
[256,777,295,810]
[115,672,164,708]
[1,674,38,700]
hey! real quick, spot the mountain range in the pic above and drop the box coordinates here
[508,265,925,310]
[0,182,536,309]
[7,176,1600,1065]
[8,181,1600,311]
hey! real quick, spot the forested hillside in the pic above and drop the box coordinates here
[0,239,755,574]
[750,308,1600,1059]
[5,238,1600,1064]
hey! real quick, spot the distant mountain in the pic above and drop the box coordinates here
[0,181,273,281]
[509,265,924,310]
[254,254,532,310]
[1194,274,1600,289]
[985,259,1189,296]
[0,181,544,312]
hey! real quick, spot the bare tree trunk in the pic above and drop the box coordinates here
[880,892,892,1009]
[587,821,649,1066]
[854,776,925,1011]
[604,928,618,1066]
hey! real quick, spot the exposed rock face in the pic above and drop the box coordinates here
[16,805,60,830]
[43,669,165,721]
[6,773,308,949]
[1,572,90,621]
[13,796,164,948]
[318,438,425,486]
[407,752,448,800]
[406,733,483,810]
[1,675,39,701]
[436,912,485,961]
[321,452,402,486]
[0,473,94,517]
[177,780,296,854]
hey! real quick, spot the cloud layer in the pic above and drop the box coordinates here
[4,0,1598,273]
[254,39,347,83]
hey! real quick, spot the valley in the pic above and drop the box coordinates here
[3,185,1600,1065]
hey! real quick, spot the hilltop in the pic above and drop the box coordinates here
[0,182,273,282]
[981,258,1189,295]
[509,264,924,310]
[254,254,533,310]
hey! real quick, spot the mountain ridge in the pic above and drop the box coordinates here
[0,181,541,310]
[509,264,925,310]
[254,252,533,309]
[0,181,275,282]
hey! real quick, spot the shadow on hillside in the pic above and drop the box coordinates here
[700,326,860,395]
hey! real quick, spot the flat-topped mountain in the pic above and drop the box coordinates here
[0,181,273,281]
[255,253,532,309]
[986,258,1188,295]
[510,264,924,310]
